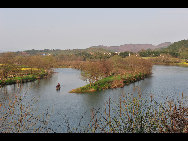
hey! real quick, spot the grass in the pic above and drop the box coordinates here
[69,73,148,93]
[0,63,50,86]
[0,71,48,86]
[142,57,157,60]
[176,61,188,67]
[142,57,188,67]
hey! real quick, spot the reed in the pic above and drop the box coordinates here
[0,87,53,133]
[1,86,187,133]
[67,87,188,133]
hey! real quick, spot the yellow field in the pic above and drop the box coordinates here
[0,65,39,71]
[178,62,188,66]
[181,62,188,64]
[20,68,39,71]
[141,57,157,59]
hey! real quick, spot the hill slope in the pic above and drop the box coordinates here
[90,42,172,53]
[160,39,188,58]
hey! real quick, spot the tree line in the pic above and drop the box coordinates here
[138,39,188,59]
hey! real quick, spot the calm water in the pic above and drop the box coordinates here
[0,65,188,132]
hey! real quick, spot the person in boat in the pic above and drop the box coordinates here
[56,83,60,88]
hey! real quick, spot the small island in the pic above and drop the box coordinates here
[69,55,152,93]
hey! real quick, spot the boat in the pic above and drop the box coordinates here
[56,84,61,90]
[56,86,60,90]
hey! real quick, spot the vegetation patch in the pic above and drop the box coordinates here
[0,71,48,86]
[20,68,39,71]
[69,56,152,93]
[69,73,149,93]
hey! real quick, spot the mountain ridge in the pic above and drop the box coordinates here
[90,42,172,53]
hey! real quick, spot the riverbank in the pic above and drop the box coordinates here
[69,73,149,93]
[0,69,52,86]
[153,62,188,67]
[142,57,188,67]
[68,56,152,93]
[1,65,188,133]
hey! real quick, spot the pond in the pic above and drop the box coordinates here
[0,65,188,132]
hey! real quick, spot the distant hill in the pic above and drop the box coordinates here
[156,42,172,48]
[91,42,172,53]
[163,40,188,51]
[2,40,187,59]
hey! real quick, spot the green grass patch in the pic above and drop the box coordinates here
[0,71,48,86]
[69,73,149,93]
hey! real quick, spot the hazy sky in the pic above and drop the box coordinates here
[0,8,188,52]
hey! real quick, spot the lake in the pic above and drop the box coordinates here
[0,65,188,132]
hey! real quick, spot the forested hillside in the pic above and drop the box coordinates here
[138,39,188,59]
[161,39,188,58]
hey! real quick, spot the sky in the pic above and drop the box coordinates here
[0,8,188,52]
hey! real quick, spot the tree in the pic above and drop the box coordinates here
[0,52,18,79]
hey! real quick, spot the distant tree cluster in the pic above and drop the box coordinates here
[138,49,161,57]
[138,40,188,59]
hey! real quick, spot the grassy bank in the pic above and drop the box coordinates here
[142,57,188,67]
[69,56,152,93]
[154,62,188,67]
[0,70,49,86]
[69,73,149,93]
[173,61,188,67]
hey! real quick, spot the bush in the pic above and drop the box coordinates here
[68,87,188,133]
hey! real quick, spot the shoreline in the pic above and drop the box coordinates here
[1,62,186,89]
[142,57,188,67]
[153,62,188,67]
[69,62,187,94]
[0,70,52,87]
[69,73,150,93]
